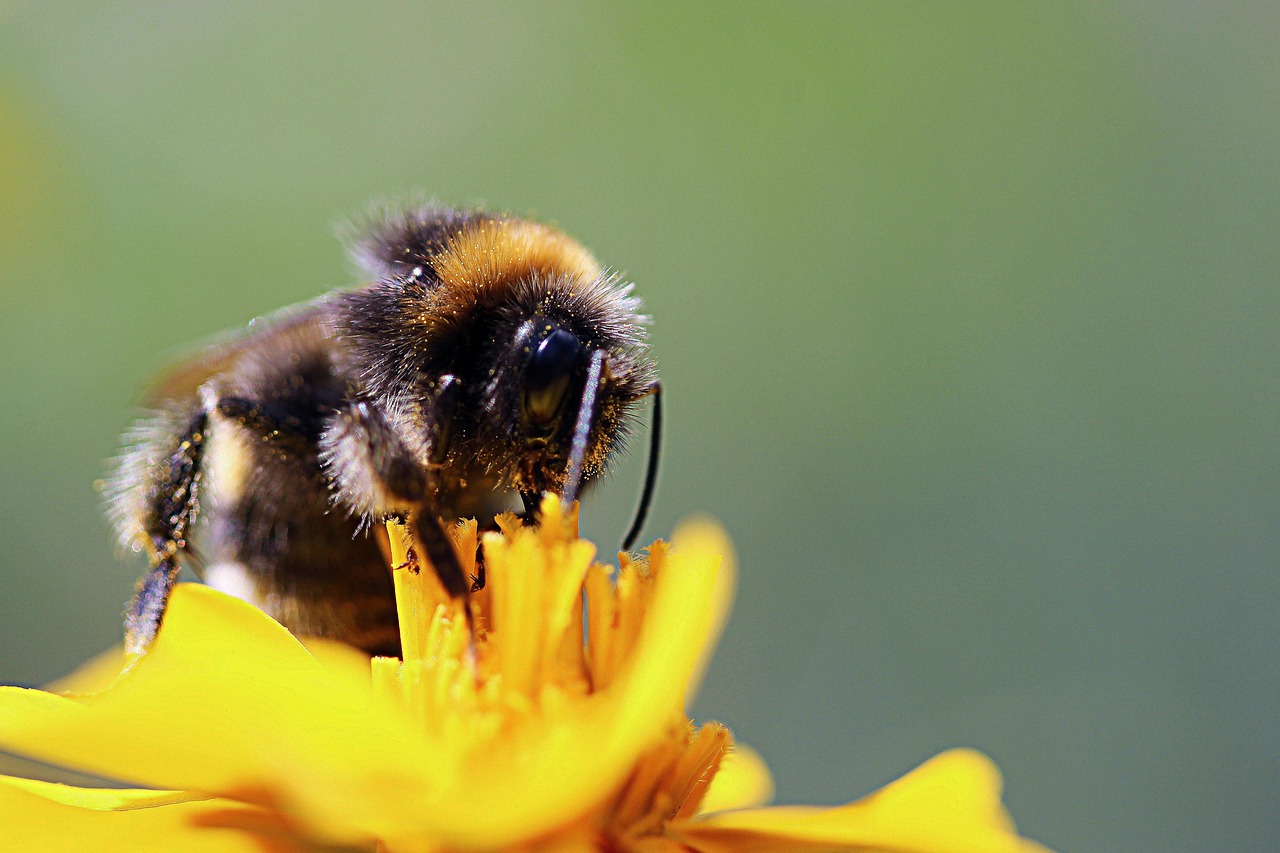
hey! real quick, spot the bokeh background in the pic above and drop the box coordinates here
[1,3,1277,850]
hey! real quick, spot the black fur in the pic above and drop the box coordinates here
[341,203,488,283]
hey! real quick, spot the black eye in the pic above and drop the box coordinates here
[523,329,583,426]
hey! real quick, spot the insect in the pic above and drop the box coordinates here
[108,205,661,656]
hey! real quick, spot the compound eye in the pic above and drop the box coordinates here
[524,329,583,426]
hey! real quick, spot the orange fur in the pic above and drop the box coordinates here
[432,218,603,302]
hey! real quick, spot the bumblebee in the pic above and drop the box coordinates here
[108,205,661,656]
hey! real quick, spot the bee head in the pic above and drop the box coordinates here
[467,299,639,497]
[337,212,657,500]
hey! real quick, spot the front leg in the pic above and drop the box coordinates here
[319,394,470,598]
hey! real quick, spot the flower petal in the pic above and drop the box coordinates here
[409,520,737,849]
[698,743,775,815]
[602,521,735,752]
[43,645,128,695]
[0,774,318,853]
[296,637,374,683]
[655,521,736,703]
[672,749,1052,853]
[0,584,436,844]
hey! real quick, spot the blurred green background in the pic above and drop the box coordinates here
[1,3,1277,850]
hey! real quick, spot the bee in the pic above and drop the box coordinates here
[108,205,661,656]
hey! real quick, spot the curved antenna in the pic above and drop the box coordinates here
[562,349,607,507]
[621,381,662,552]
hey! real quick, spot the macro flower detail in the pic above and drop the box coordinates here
[0,501,1049,852]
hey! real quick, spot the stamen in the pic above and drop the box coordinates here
[375,498,731,850]
[669,723,732,821]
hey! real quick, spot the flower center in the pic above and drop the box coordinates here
[371,499,731,849]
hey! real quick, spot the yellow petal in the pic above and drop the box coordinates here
[698,744,775,815]
[665,521,736,703]
[297,636,374,683]
[672,749,1052,853]
[0,749,125,788]
[0,584,435,844]
[43,645,128,695]
[0,774,319,853]
[411,519,737,850]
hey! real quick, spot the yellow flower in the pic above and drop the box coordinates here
[0,500,1051,852]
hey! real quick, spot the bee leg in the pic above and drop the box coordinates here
[410,510,470,599]
[322,401,429,513]
[519,489,540,524]
[470,542,486,592]
[125,408,209,656]
[320,402,469,598]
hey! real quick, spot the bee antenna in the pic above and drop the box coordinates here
[621,381,662,552]
[562,349,607,508]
